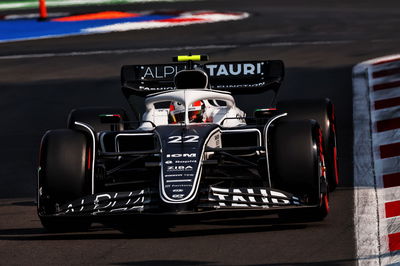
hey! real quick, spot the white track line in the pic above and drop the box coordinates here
[0,40,365,60]
[4,12,69,19]
[0,0,200,10]
[249,40,354,47]
[83,12,249,33]
[0,45,237,60]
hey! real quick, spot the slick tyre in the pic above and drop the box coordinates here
[38,129,91,232]
[67,106,128,132]
[271,120,329,221]
[277,98,338,191]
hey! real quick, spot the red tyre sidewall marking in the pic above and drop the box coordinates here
[318,129,330,213]
[318,128,329,212]
[324,194,330,213]
[87,146,92,170]
[333,147,338,184]
[330,103,339,185]
[318,128,326,177]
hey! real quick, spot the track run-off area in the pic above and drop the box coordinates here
[1,0,400,265]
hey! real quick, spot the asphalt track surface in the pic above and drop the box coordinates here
[0,0,400,265]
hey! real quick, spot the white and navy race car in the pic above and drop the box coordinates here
[37,55,338,232]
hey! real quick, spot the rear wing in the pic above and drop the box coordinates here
[121,60,284,96]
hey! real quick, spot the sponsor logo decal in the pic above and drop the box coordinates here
[141,65,185,79]
[205,63,263,77]
[172,194,185,199]
[60,190,146,214]
[82,11,250,33]
[139,62,263,80]
[209,187,301,208]
[164,173,183,177]
[139,86,175,91]
[135,61,266,91]
[167,165,194,171]
[166,153,197,158]
[174,160,197,164]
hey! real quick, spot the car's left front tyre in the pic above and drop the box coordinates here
[277,98,338,192]
[270,119,329,221]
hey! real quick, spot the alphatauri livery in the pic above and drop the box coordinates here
[37,55,338,232]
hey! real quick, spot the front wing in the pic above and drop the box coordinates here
[39,186,317,218]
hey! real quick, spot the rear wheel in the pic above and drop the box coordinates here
[277,98,338,191]
[38,129,91,232]
[270,119,329,221]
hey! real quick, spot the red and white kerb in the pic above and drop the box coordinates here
[368,56,400,253]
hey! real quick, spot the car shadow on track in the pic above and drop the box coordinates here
[0,216,312,241]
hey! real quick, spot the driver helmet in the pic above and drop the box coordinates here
[169,100,204,123]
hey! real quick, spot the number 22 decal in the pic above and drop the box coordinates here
[168,135,199,143]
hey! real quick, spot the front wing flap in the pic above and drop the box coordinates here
[199,187,309,209]
[40,189,157,217]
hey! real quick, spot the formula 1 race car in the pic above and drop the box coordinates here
[37,55,338,232]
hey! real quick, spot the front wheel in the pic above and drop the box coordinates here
[38,129,91,232]
[277,98,338,191]
[270,119,329,221]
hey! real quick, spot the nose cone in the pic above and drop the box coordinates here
[156,124,219,204]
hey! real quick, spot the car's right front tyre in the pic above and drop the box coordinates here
[38,129,91,232]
